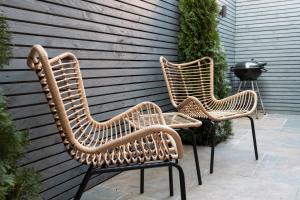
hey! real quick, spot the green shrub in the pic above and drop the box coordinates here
[0,16,11,69]
[178,0,232,144]
[0,15,41,200]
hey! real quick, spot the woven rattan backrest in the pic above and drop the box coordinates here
[160,57,214,109]
[27,45,93,153]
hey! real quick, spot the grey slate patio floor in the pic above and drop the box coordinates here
[82,113,300,200]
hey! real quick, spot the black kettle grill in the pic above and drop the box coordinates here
[231,59,267,81]
[231,59,267,118]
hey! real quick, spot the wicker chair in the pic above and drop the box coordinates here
[27,45,187,200]
[160,56,259,174]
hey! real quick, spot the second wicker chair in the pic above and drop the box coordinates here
[160,56,259,174]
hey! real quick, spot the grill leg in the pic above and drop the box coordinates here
[243,80,247,88]
[255,80,266,115]
[74,165,94,200]
[237,81,243,92]
[191,133,202,185]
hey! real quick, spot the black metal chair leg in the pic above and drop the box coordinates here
[74,162,185,199]
[191,133,202,185]
[168,166,174,196]
[246,116,259,160]
[140,169,144,193]
[74,165,94,200]
[209,121,215,174]
[173,163,187,200]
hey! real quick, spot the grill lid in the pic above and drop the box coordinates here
[235,59,267,69]
[231,59,267,81]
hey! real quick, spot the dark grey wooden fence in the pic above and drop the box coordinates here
[219,0,236,67]
[0,0,179,199]
[218,0,236,88]
[0,0,238,199]
[235,0,300,113]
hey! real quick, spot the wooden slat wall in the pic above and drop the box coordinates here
[235,0,300,113]
[0,0,179,199]
[217,0,236,88]
[0,0,238,199]
[218,0,236,68]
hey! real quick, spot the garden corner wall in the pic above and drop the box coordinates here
[0,1,179,199]
[218,0,236,68]
[235,0,300,113]
[0,0,299,199]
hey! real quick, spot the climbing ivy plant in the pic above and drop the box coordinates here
[0,15,41,200]
[178,0,232,144]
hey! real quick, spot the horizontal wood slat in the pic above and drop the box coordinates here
[0,0,179,199]
[1,0,239,199]
[234,0,300,113]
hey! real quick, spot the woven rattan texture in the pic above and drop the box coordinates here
[160,57,258,121]
[27,45,183,167]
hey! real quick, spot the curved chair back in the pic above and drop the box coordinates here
[27,45,93,156]
[160,57,214,109]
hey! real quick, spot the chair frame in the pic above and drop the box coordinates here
[75,161,186,200]
[27,45,187,199]
[160,56,259,174]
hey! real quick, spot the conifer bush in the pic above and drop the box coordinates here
[178,0,232,144]
[0,15,41,200]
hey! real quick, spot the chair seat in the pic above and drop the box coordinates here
[70,135,178,167]
[181,109,251,120]
[209,110,250,118]
[177,99,254,121]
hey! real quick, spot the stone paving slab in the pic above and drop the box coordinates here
[82,114,300,200]
[282,119,300,129]
[82,185,127,200]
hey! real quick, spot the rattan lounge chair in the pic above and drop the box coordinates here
[26,45,187,200]
[160,56,259,174]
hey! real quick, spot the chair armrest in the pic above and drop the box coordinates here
[177,96,215,119]
[216,90,257,103]
[215,90,258,113]
[96,125,184,159]
[71,102,184,158]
